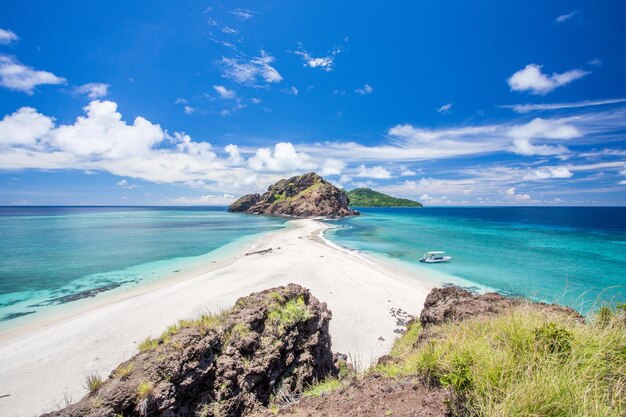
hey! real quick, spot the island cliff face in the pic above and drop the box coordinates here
[228,173,359,218]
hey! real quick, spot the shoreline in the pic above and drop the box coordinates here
[0,219,438,416]
[0,225,290,342]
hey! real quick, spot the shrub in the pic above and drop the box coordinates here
[533,322,573,354]
[138,336,159,352]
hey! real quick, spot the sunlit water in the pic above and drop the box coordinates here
[0,207,286,331]
[325,207,626,314]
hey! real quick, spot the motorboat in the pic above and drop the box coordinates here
[419,251,451,263]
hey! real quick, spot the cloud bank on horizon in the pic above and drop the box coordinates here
[0,1,625,206]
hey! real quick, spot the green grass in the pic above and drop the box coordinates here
[84,373,103,394]
[113,362,135,379]
[137,309,230,352]
[136,380,154,399]
[267,295,311,329]
[375,305,626,417]
[302,378,343,397]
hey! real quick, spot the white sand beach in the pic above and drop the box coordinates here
[0,219,435,417]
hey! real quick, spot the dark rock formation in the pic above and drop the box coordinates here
[43,284,336,417]
[420,286,584,329]
[228,173,359,218]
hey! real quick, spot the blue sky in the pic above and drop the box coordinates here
[1,1,625,206]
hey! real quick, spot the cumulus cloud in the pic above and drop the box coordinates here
[225,144,244,164]
[213,85,236,99]
[320,158,346,176]
[0,55,66,94]
[0,107,54,147]
[184,106,195,114]
[505,187,531,201]
[355,84,373,95]
[220,51,283,84]
[400,168,417,176]
[437,103,452,113]
[507,63,589,95]
[356,165,391,179]
[74,83,109,99]
[248,142,316,172]
[0,29,18,44]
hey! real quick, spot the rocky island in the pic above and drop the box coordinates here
[228,173,359,218]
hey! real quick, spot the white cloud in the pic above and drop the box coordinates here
[507,63,589,95]
[230,9,255,21]
[400,168,417,176]
[320,158,346,176]
[225,144,244,164]
[289,86,298,96]
[0,29,18,44]
[295,50,333,71]
[555,10,579,23]
[505,187,531,201]
[508,117,580,156]
[74,83,109,99]
[502,98,626,113]
[523,166,572,180]
[0,107,54,147]
[184,106,195,114]
[248,142,316,172]
[437,103,452,113]
[355,84,373,95]
[220,51,283,84]
[167,194,236,205]
[0,55,66,94]
[222,27,238,35]
[356,165,391,179]
[116,179,138,189]
[213,85,236,99]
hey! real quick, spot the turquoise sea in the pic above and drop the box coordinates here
[325,207,626,314]
[0,206,624,330]
[0,207,286,331]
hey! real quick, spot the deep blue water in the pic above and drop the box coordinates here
[0,207,286,328]
[325,207,626,313]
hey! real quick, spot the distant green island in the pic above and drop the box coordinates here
[347,188,423,207]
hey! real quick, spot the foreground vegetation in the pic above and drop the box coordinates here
[347,188,423,207]
[375,304,625,417]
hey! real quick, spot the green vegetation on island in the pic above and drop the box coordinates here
[347,188,423,207]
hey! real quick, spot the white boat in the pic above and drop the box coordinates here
[419,251,451,263]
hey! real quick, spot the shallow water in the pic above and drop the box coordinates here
[325,207,626,314]
[0,207,286,330]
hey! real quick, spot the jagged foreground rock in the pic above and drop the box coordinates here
[228,173,359,218]
[43,284,337,417]
[419,286,584,328]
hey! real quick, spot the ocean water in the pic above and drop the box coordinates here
[0,207,286,331]
[325,207,626,314]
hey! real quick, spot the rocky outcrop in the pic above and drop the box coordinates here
[43,284,336,417]
[228,173,359,218]
[420,286,584,329]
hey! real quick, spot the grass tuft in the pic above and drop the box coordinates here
[267,295,311,329]
[136,380,154,399]
[84,373,103,394]
[113,362,135,379]
[302,378,342,397]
